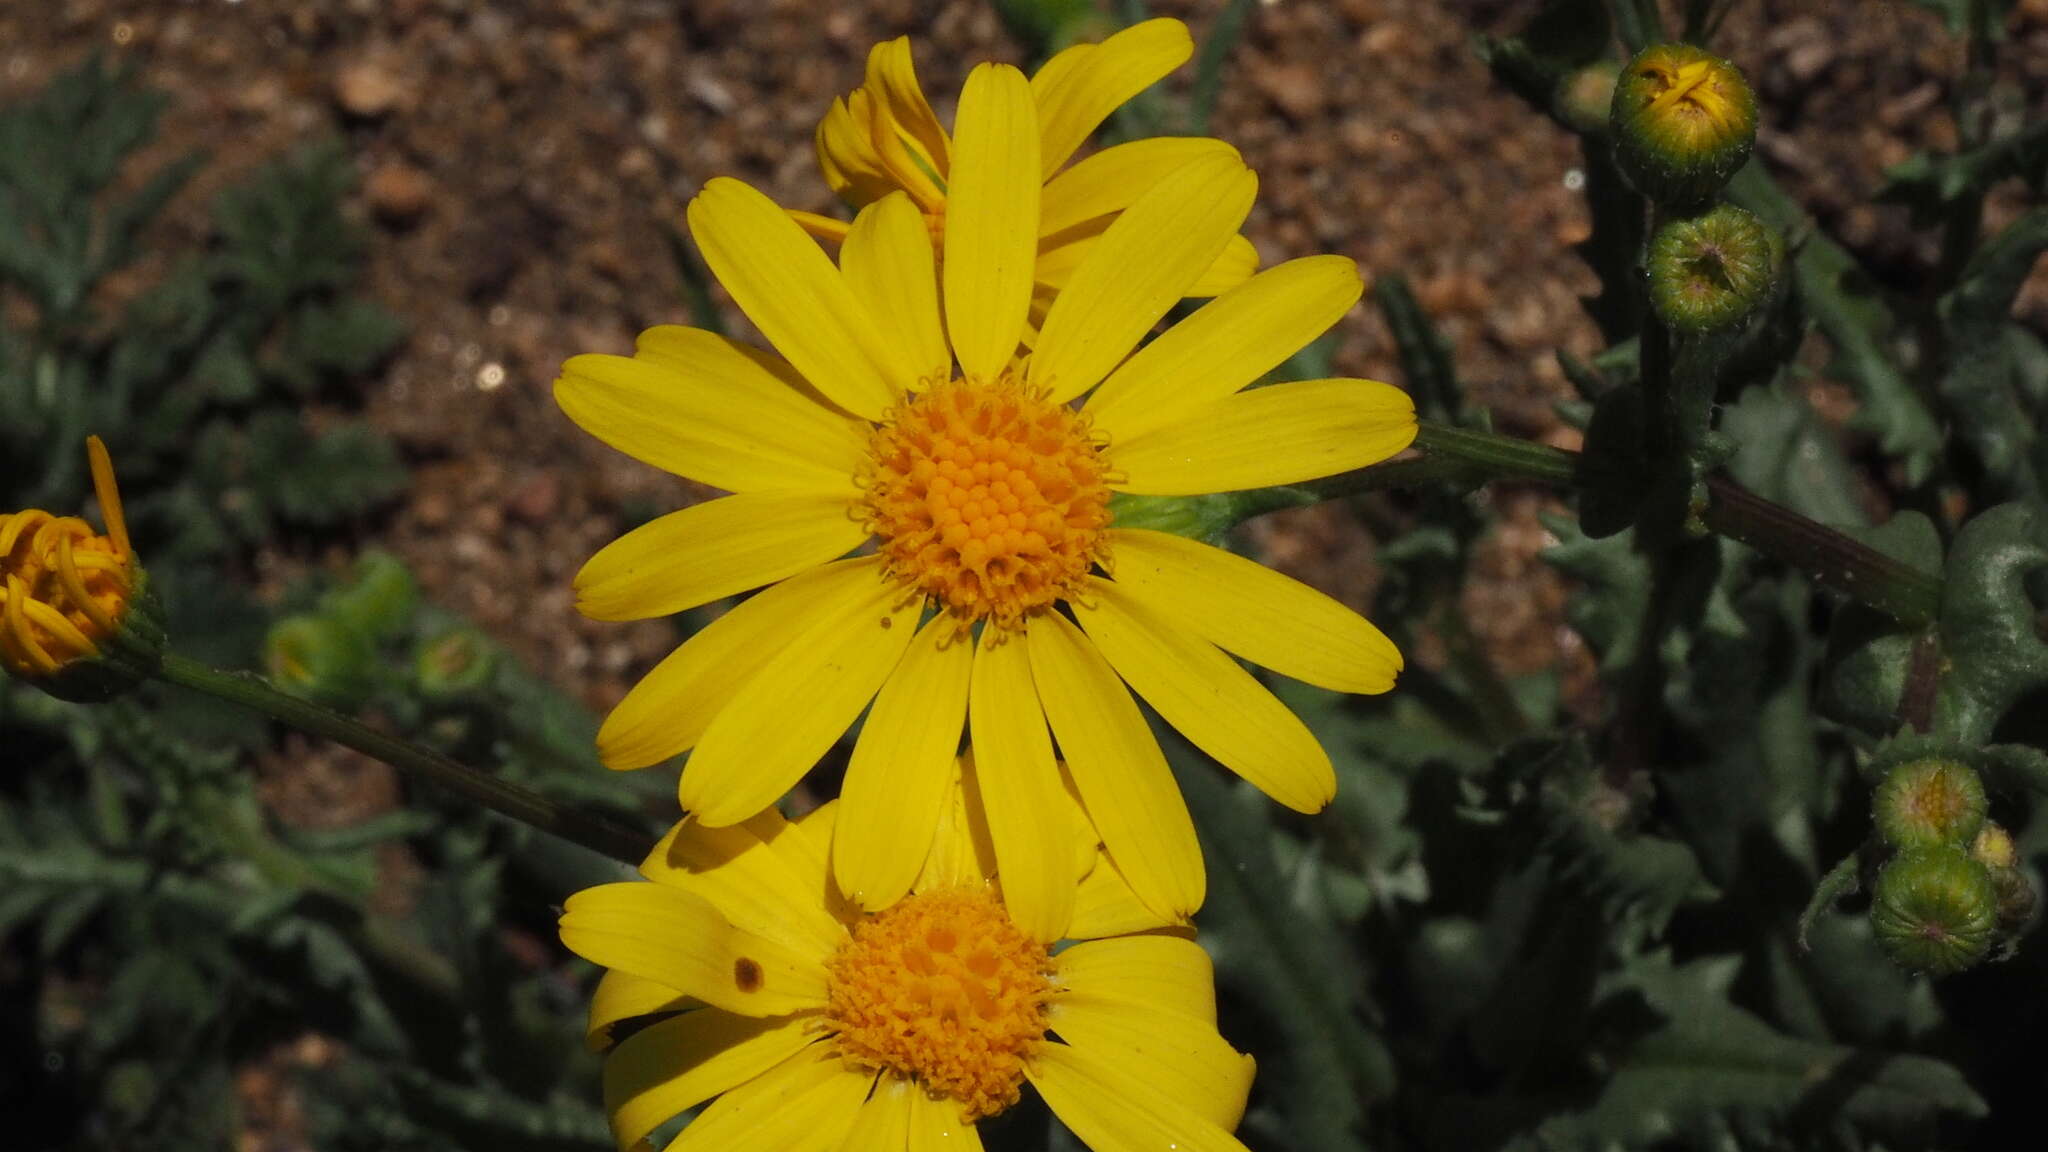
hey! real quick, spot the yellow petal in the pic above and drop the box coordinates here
[681,576,922,825]
[588,969,696,1054]
[1056,934,1218,1024]
[1030,153,1255,405]
[635,326,866,426]
[967,629,1075,943]
[1069,857,1184,940]
[1071,579,1334,813]
[1031,18,1195,178]
[1185,233,1259,297]
[943,64,1040,381]
[556,335,866,493]
[1103,529,1400,694]
[840,192,949,390]
[835,616,972,911]
[1024,612,1203,920]
[863,37,951,190]
[839,1073,914,1150]
[790,209,852,245]
[1110,377,1418,495]
[817,96,895,206]
[1038,136,1240,238]
[644,811,847,959]
[1086,256,1364,440]
[605,1012,817,1151]
[914,758,999,894]
[907,1083,986,1152]
[574,493,863,622]
[1047,997,1254,1131]
[596,558,881,770]
[669,1045,872,1152]
[560,883,827,1016]
[688,177,899,420]
[1026,1042,1251,1152]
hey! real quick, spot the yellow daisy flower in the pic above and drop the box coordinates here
[562,759,1259,1152]
[1,436,143,681]
[790,18,1259,307]
[557,62,1415,936]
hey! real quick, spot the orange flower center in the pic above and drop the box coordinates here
[823,886,1052,1120]
[860,379,1111,633]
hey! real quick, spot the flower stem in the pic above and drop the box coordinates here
[1299,420,1943,627]
[156,652,655,867]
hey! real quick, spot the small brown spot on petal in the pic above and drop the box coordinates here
[734,957,763,992]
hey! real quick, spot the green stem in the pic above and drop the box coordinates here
[156,652,654,867]
[1290,421,1944,627]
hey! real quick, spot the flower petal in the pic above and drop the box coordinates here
[1071,578,1334,813]
[588,969,696,1053]
[967,629,1075,943]
[560,883,827,1016]
[682,575,922,826]
[1038,136,1240,238]
[605,1012,819,1152]
[1027,1041,1251,1152]
[839,1074,914,1150]
[835,616,973,911]
[790,209,852,245]
[1185,233,1259,297]
[907,1083,985,1152]
[1086,256,1365,440]
[1047,997,1253,1131]
[1068,858,1183,940]
[943,64,1040,381]
[670,1045,873,1152]
[644,810,847,959]
[1110,377,1418,495]
[1031,18,1194,178]
[1104,529,1400,694]
[688,177,899,419]
[817,95,896,207]
[574,493,864,622]
[863,37,952,190]
[1029,153,1256,405]
[840,193,949,390]
[1056,935,1218,1024]
[596,558,882,770]
[914,758,1000,894]
[557,334,867,493]
[1024,612,1203,921]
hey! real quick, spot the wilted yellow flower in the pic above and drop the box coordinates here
[792,18,1258,313]
[558,63,1413,935]
[1,437,157,696]
[564,758,1258,1152]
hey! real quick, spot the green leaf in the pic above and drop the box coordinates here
[1932,503,2048,742]
[1938,208,2048,499]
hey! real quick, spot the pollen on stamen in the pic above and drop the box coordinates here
[859,378,1112,634]
[823,886,1052,1121]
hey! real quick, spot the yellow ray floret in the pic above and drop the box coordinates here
[1,437,138,680]
[560,760,1259,1152]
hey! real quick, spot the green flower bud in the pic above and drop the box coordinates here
[264,614,375,709]
[1988,865,2036,940]
[1610,43,1757,206]
[1970,821,2017,870]
[1105,491,1247,547]
[415,626,497,699]
[1874,756,1987,850]
[1646,204,1782,334]
[1871,847,1997,976]
[320,550,418,644]
[1554,62,1620,136]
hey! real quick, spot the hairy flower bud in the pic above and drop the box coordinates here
[320,550,418,644]
[1871,847,1997,976]
[1874,756,1987,851]
[1646,204,1782,334]
[415,626,497,699]
[1610,43,1757,206]
[1970,822,2017,870]
[264,614,375,709]
[1,437,163,702]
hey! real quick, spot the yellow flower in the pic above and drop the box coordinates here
[791,18,1258,311]
[557,62,1415,935]
[562,759,1258,1152]
[1,437,147,685]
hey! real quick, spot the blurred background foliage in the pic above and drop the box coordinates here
[4,1,2048,1149]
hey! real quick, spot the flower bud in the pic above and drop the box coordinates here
[1554,61,1620,136]
[414,626,497,699]
[264,614,375,709]
[1610,43,1757,206]
[1646,204,1782,334]
[1970,822,2017,870]
[1870,847,1997,976]
[320,550,418,644]
[1873,756,1987,851]
[1,437,164,702]
[1104,492,1244,547]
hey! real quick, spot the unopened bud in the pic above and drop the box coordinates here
[1871,847,1997,976]
[1555,62,1620,136]
[1610,43,1757,206]
[1970,822,2017,870]
[1646,204,1782,334]
[264,614,375,710]
[320,550,418,644]
[1874,756,1987,851]
[415,626,497,699]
